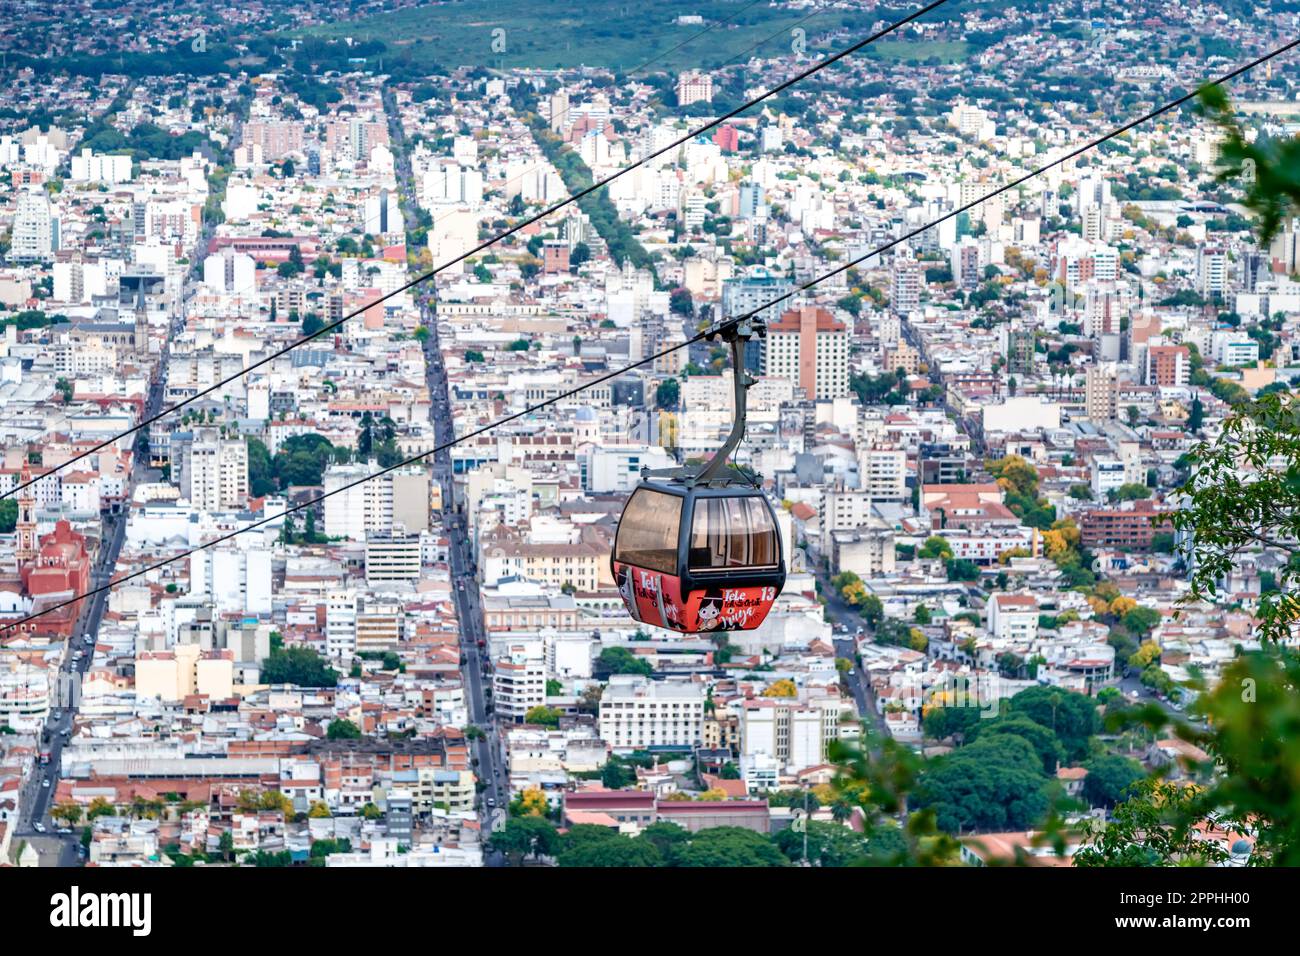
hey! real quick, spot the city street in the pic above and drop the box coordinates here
[386,92,507,863]
[14,221,184,862]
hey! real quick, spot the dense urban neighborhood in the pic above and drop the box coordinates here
[0,0,1297,874]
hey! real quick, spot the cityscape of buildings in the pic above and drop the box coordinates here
[0,0,1294,870]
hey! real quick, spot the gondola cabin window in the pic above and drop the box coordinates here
[613,488,682,574]
[689,495,778,571]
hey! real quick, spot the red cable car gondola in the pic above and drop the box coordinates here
[613,317,785,633]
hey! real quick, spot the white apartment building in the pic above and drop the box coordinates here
[189,547,272,615]
[987,593,1039,643]
[1091,457,1127,498]
[325,589,357,660]
[364,533,423,585]
[820,488,872,554]
[69,147,133,184]
[676,70,713,106]
[859,445,908,501]
[736,695,855,781]
[764,306,849,400]
[12,189,54,261]
[494,653,547,724]
[891,257,921,315]
[1196,246,1229,298]
[598,675,706,751]
[202,249,256,294]
[323,462,394,540]
[184,428,248,512]
[581,444,673,494]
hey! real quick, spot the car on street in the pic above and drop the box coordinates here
[42,779,50,788]
[34,823,45,833]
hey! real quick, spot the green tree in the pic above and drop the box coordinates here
[326,718,362,740]
[923,703,984,743]
[918,535,953,560]
[969,716,1066,775]
[261,646,338,687]
[600,758,635,790]
[557,833,663,867]
[669,287,694,317]
[1075,778,1229,867]
[271,433,335,489]
[945,558,980,582]
[0,499,16,534]
[524,705,561,727]
[1006,686,1099,763]
[773,820,887,867]
[490,816,560,864]
[1115,482,1152,501]
[851,594,880,627]
[671,827,787,867]
[1080,755,1145,809]
[597,646,653,677]
[911,735,1050,834]
[246,437,275,497]
[655,378,680,410]
[1123,606,1162,636]
[1170,389,1300,643]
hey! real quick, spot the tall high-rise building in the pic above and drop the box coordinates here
[951,239,981,291]
[1084,365,1118,422]
[1196,245,1229,298]
[764,306,849,400]
[203,249,257,293]
[242,121,306,159]
[323,461,395,540]
[364,189,402,236]
[183,428,249,512]
[891,257,922,316]
[676,70,714,106]
[422,163,484,207]
[12,189,54,261]
[548,88,570,132]
[738,182,765,220]
[721,269,795,371]
[1082,281,1134,338]
[1053,237,1119,292]
[1146,344,1191,387]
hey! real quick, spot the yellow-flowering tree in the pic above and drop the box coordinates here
[763,678,797,698]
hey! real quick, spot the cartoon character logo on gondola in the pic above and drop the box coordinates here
[697,591,725,631]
